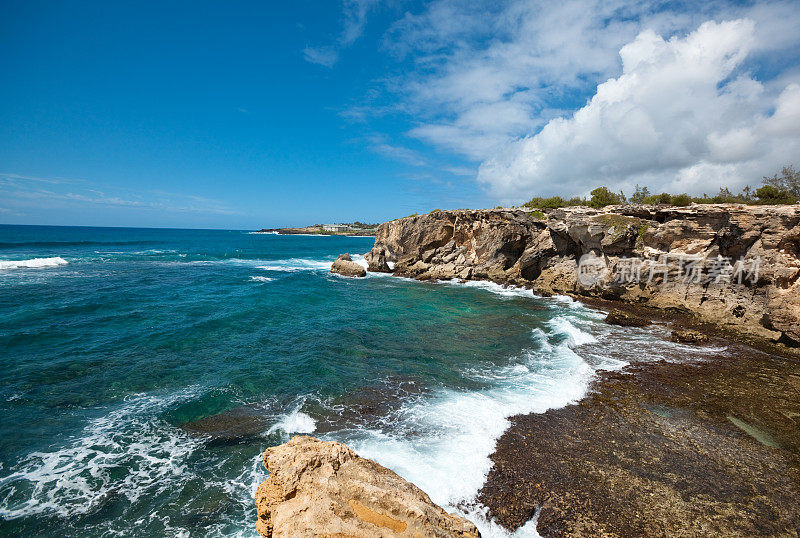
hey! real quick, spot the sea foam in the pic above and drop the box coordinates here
[0,389,202,520]
[445,278,534,299]
[547,316,598,346]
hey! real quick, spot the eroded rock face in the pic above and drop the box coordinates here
[330,253,367,277]
[365,205,800,346]
[254,435,480,537]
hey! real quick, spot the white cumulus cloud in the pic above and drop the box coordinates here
[477,19,800,200]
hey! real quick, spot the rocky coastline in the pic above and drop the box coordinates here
[364,204,800,347]
[254,204,800,536]
[359,204,800,536]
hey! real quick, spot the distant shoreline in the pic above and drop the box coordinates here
[255,225,377,237]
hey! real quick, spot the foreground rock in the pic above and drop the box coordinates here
[479,344,800,536]
[255,435,480,537]
[331,253,367,277]
[364,205,800,346]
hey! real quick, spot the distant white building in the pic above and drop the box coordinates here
[322,224,349,232]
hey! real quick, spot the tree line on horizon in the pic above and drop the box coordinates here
[522,165,800,210]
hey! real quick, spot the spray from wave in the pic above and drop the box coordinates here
[267,403,317,437]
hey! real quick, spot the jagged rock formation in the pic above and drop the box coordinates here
[363,205,800,346]
[330,253,367,277]
[254,436,480,537]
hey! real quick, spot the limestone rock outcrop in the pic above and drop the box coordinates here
[671,329,710,344]
[331,253,367,277]
[254,435,480,537]
[364,205,800,345]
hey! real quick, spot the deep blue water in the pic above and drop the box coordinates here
[0,225,711,536]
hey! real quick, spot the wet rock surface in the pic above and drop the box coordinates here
[478,344,800,536]
[254,435,480,537]
[180,406,269,445]
[364,205,800,346]
[604,309,650,327]
[671,329,710,344]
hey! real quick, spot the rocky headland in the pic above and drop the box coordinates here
[359,203,800,535]
[364,204,800,346]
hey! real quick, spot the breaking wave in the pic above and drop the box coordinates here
[325,307,602,537]
[256,258,334,272]
[0,257,68,270]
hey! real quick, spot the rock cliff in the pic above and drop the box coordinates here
[364,205,800,345]
[254,436,480,537]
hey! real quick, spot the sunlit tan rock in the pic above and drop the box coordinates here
[254,436,480,537]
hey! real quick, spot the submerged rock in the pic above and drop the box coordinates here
[180,406,269,444]
[605,309,650,327]
[330,253,367,277]
[671,329,710,344]
[254,435,480,537]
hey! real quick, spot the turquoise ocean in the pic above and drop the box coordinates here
[0,225,719,536]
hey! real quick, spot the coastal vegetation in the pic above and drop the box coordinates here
[522,164,799,209]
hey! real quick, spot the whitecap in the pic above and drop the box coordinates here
[249,276,274,283]
[548,295,606,318]
[445,279,534,299]
[0,257,68,270]
[256,258,333,272]
[350,254,369,270]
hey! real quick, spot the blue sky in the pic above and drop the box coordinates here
[1,1,799,229]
